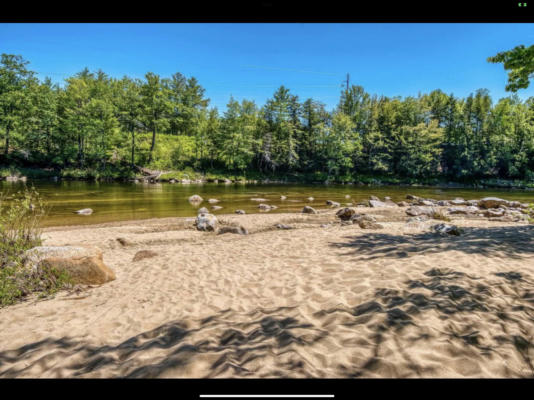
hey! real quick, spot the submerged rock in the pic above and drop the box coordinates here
[302,206,317,214]
[23,246,116,285]
[75,208,93,215]
[188,194,203,203]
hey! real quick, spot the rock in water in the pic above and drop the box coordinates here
[370,195,380,201]
[345,195,351,199]
[302,206,317,214]
[336,207,356,221]
[251,198,268,202]
[280,195,287,200]
[23,246,116,285]
[211,205,223,211]
[235,209,246,214]
[307,197,314,202]
[326,200,341,207]
[258,204,272,211]
[188,194,203,203]
[133,250,158,262]
[195,213,218,231]
[433,223,462,236]
[198,207,209,214]
[75,208,93,215]
[208,198,220,204]
[478,197,509,209]
[218,226,248,235]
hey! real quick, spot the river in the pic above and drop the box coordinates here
[1,180,533,227]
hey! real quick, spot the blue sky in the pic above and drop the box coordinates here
[1,23,533,112]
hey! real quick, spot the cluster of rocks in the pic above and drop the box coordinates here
[194,210,248,235]
[334,207,384,229]
[403,196,530,223]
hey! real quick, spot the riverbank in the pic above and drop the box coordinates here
[2,165,534,190]
[0,206,533,377]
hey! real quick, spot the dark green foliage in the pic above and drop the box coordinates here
[488,44,534,92]
[1,53,534,183]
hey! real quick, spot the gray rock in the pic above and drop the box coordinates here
[276,224,293,230]
[437,200,450,206]
[370,195,380,201]
[208,198,220,204]
[484,209,505,218]
[447,206,479,214]
[251,198,267,202]
[406,206,435,216]
[280,195,287,200]
[258,203,272,211]
[235,209,246,214]
[195,213,218,231]
[302,206,317,214]
[450,198,467,206]
[307,197,314,202]
[397,201,410,207]
[433,223,462,236]
[211,205,223,211]
[198,207,209,214]
[351,214,377,223]
[75,208,93,215]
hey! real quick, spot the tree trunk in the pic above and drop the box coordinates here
[4,125,10,156]
[131,128,135,168]
[148,126,156,163]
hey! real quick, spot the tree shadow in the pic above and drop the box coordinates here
[316,266,534,377]
[330,225,534,260]
[0,306,329,378]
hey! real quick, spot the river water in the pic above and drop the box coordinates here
[1,180,533,227]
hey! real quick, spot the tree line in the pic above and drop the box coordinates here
[1,52,533,182]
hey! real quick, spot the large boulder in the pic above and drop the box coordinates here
[195,213,218,231]
[478,197,509,209]
[188,195,203,203]
[23,246,115,285]
[336,207,356,220]
[302,206,317,214]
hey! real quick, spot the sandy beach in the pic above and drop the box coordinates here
[0,206,533,378]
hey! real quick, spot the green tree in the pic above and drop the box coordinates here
[488,45,534,92]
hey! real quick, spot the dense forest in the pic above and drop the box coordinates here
[1,50,533,183]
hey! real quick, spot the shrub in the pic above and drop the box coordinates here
[0,187,72,306]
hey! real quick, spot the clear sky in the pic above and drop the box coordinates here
[1,23,533,112]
